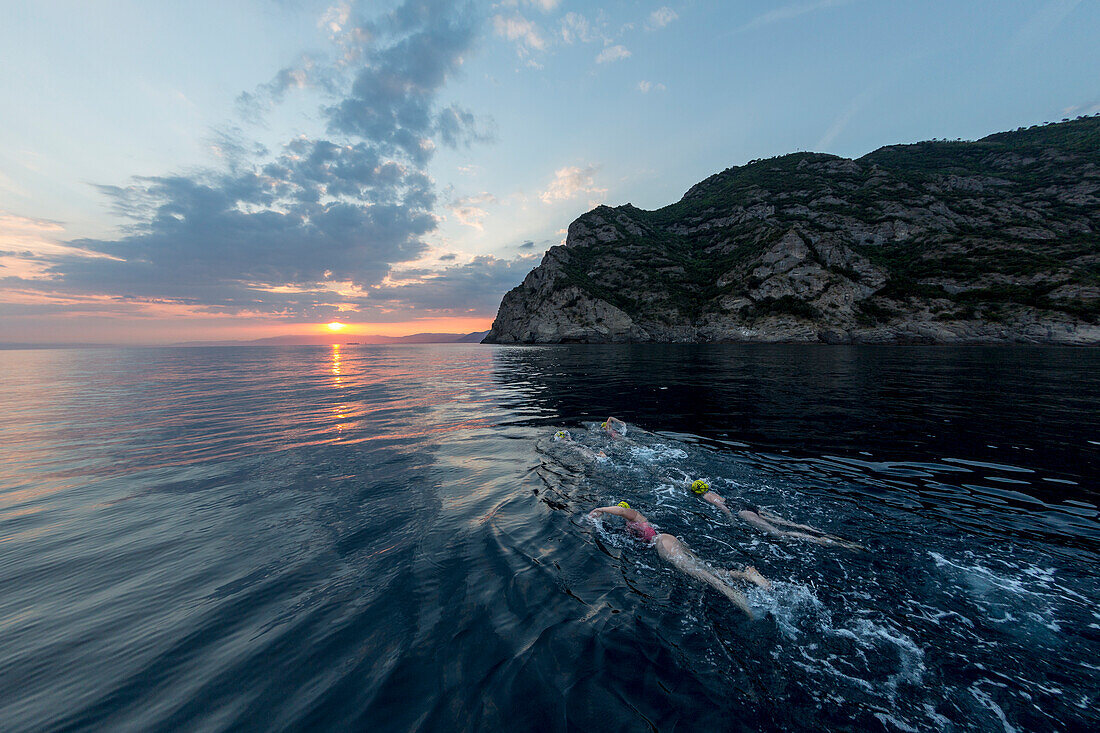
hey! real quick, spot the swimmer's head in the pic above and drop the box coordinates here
[690,479,710,495]
[617,501,630,509]
[602,418,627,437]
[554,430,569,441]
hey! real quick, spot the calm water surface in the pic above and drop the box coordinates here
[0,344,1097,731]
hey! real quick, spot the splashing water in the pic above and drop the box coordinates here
[536,419,1100,732]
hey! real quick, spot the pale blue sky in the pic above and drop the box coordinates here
[1,0,1098,342]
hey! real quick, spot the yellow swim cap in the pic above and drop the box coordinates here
[617,501,630,509]
[601,421,609,428]
[554,431,567,439]
[690,479,710,494]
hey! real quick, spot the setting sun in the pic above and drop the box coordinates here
[326,322,346,332]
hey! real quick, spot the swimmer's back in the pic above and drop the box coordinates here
[626,519,657,543]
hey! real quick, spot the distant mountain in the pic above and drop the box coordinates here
[485,116,1100,345]
[176,332,488,347]
[0,342,105,350]
[454,330,491,343]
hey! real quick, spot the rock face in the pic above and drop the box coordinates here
[484,117,1100,344]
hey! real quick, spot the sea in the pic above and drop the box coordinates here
[0,344,1097,732]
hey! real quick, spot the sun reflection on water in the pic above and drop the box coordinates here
[330,345,350,433]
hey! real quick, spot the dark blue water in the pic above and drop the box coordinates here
[0,344,1097,731]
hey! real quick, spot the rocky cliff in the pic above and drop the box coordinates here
[484,117,1100,344]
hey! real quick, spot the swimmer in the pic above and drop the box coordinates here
[587,502,769,618]
[601,417,628,440]
[552,429,606,461]
[686,478,738,522]
[686,478,865,551]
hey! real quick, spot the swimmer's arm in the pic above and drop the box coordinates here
[703,492,734,520]
[588,506,645,522]
[754,508,823,533]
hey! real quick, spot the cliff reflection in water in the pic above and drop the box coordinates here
[491,344,1097,484]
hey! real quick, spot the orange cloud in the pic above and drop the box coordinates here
[0,213,119,280]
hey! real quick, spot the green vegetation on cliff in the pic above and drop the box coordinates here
[486,117,1100,344]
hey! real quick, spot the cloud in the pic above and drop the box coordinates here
[320,2,352,36]
[366,254,537,316]
[493,12,547,57]
[234,1,386,124]
[646,7,678,30]
[637,80,666,93]
[317,1,375,64]
[236,56,336,123]
[1062,98,1100,117]
[539,165,607,204]
[596,45,631,63]
[0,212,65,240]
[207,128,269,169]
[518,240,535,249]
[453,192,495,204]
[436,104,496,148]
[498,0,560,13]
[560,12,595,44]
[9,0,488,321]
[448,192,497,230]
[325,0,481,164]
[42,146,436,310]
[734,0,852,34]
[0,213,118,281]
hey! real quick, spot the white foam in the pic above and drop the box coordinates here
[970,684,1019,733]
[873,713,920,732]
[928,551,1070,641]
[747,581,825,639]
[929,552,1030,594]
[835,619,926,691]
[628,444,687,463]
[747,579,928,708]
[921,703,952,729]
[588,515,635,550]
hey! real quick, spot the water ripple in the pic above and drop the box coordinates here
[0,344,1097,732]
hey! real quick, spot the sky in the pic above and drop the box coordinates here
[1,0,1098,344]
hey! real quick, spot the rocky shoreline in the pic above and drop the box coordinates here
[485,118,1099,345]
